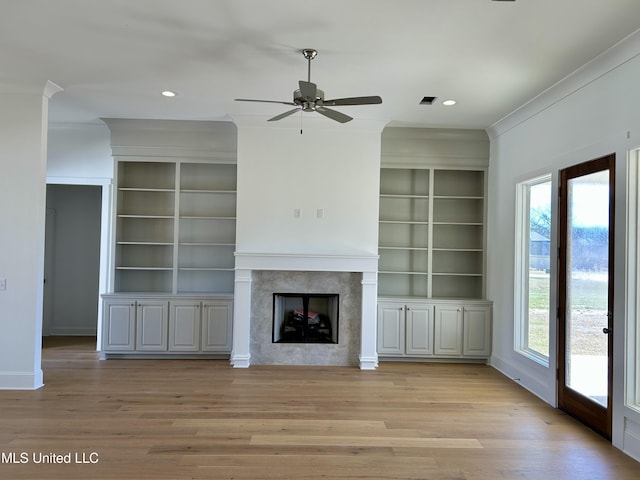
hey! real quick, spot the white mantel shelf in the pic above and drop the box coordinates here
[234,252,379,273]
[231,252,380,370]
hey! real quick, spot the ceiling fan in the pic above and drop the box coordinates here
[235,49,382,123]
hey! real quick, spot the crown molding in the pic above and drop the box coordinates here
[487,28,640,140]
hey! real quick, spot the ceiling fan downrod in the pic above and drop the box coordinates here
[302,48,317,82]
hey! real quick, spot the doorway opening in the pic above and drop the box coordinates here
[558,154,615,439]
[44,184,102,340]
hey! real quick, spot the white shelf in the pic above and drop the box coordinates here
[180,216,236,220]
[179,267,234,271]
[378,167,486,299]
[180,189,236,194]
[118,189,175,194]
[379,271,428,275]
[179,242,235,246]
[380,194,429,199]
[116,267,173,271]
[118,215,175,219]
[117,241,174,245]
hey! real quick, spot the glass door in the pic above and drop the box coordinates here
[558,154,614,439]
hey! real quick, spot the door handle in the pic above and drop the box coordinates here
[602,327,613,335]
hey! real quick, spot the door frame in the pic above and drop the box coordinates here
[557,153,615,439]
[45,176,113,350]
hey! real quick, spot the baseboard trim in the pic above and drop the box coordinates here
[489,354,555,406]
[0,369,44,390]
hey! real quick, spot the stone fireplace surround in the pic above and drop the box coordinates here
[231,252,379,369]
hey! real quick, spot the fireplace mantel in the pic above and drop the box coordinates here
[231,252,379,370]
[234,252,378,272]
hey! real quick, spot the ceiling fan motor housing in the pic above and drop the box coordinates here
[294,88,324,111]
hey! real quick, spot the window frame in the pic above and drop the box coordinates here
[626,148,640,412]
[514,174,552,366]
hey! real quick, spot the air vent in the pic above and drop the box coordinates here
[420,96,437,105]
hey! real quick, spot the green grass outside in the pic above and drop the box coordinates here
[527,271,608,357]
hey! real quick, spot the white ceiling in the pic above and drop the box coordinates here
[3,0,640,129]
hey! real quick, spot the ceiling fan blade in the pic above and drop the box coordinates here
[267,108,301,122]
[322,96,383,106]
[299,81,317,101]
[316,107,353,123]
[235,98,297,106]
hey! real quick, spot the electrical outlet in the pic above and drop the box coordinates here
[316,208,324,219]
[294,208,302,219]
[0,278,6,291]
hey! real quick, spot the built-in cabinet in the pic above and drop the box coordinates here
[377,163,491,361]
[377,299,492,360]
[102,295,233,357]
[377,301,434,356]
[103,158,236,357]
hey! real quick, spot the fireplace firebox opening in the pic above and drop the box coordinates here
[273,293,339,344]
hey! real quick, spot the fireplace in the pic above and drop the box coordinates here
[273,293,339,344]
[231,252,380,369]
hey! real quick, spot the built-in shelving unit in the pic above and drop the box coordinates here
[114,161,237,295]
[102,119,238,359]
[178,162,237,294]
[378,167,486,299]
[115,162,176,293]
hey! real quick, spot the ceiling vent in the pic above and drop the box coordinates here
[420,96,437,105]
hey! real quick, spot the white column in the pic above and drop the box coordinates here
[230,268,252,367]
[359,271,379,370]
[0,81,62,389]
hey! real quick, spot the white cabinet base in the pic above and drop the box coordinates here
[101,294,232,358]
[378,298,492,362]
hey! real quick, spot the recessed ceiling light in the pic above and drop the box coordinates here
[161,90,177,97]
[442,99,457,106]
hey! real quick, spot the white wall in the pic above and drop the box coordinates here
[235,118,385,256]
[47,123,113,179]
[487,30,640,457]
[0,84,59,389]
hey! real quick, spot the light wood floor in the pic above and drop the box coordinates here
[0,337,639,479]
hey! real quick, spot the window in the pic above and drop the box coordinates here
[515,175,552,364]
[626,148,640,411]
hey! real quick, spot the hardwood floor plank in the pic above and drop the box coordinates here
[0,337,637,479]
[250,434,483,448]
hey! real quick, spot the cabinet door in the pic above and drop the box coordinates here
[136,300,168,351]
[434,305,463,356]
[169,301,201,352]
[377,302,405,355]
[202,301,232,352]
[405,304,434,355]
[463,305,492,357]
[103,300,135,351]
